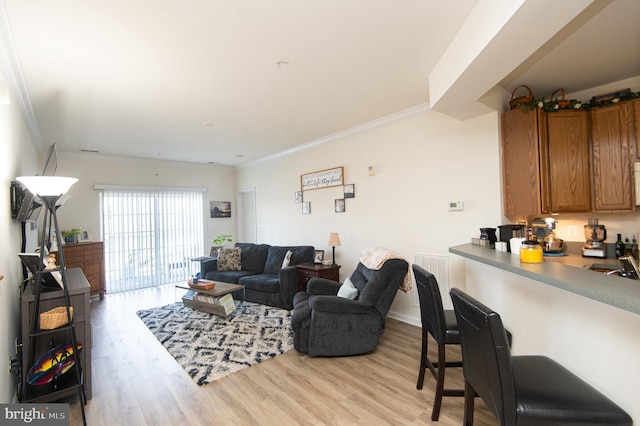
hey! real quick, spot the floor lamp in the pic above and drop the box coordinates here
[16,176,86,424]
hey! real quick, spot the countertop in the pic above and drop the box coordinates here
[449,243,640,315]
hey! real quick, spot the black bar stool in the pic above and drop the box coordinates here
[413,264,464,421]
[449,288,632,426]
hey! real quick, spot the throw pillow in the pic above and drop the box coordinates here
[282,250,293,268]
[337,277,358,300]
[217,248,242,271]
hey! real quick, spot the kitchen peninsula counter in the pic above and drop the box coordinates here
[449,243,640,315]
[449,242,640,421]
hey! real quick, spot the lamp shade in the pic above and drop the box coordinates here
[16,176,78,196]
[328,232,341,247]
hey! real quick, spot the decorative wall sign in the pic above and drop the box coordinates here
[301,166,344,191]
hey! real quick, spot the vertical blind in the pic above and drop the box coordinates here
[101,189,204,293]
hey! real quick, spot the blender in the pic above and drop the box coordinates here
[582,218,607,258]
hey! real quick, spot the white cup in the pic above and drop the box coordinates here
[509,237,525,255]
[495,241,507,252]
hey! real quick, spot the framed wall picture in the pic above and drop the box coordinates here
[335,199,345,213]
[314,250,325,264]
[211,201,232,218]
[295,191,303,203]
[344,184,355,198]
[302,202,311,214]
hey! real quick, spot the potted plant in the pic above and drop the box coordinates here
[61,228,83,244]
[210,234,233,257]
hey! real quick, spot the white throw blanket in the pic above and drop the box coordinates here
[359,247,412,293]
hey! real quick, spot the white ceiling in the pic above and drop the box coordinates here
[1,0,639,167]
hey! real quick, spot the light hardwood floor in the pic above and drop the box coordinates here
[63,284,497,425]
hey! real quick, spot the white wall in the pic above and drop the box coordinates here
[237,107,504,324]
[0,64,39,403]
[54,155,238,253]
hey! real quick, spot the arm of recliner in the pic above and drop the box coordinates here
[307,278,341,295]
[200,258,218,279]
[309,295,375,315]
[278,266,299,309]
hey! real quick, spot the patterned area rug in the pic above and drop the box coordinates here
[136,302,293,385]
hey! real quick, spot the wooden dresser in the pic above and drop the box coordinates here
[61,241,105,299]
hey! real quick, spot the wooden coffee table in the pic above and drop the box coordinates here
[176,281,245,317]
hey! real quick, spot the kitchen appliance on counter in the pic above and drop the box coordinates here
[531,217,565,254]
[498,224,525,252]
[582,218,607,258]
[479,228,497,247]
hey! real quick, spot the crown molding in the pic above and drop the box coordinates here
[59,150,233,170]
[238,103,430,169]
[0,0,43,151]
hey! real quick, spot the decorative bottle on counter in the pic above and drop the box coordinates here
[625,237,632,256]
[615,234,625,258]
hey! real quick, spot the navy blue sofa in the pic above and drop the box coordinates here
[201,242,314,310]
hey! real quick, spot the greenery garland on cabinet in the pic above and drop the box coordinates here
[516,89,639,113]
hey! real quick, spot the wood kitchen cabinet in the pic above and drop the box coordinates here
[61,241,105,299]
[590,102,635,211]
[545,109,591,212]
[501,108,591,218]
[634,98,640,157]
[501,108,546,218]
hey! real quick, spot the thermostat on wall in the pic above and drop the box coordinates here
[448,201,464,211]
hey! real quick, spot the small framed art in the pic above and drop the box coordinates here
[344,184,355,198]
[302,202,311,214]
[335,199,345,213]
[211,201,231,218]
[295,191,303,203]
[314,250,325,264]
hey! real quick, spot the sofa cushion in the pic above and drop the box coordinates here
[264,246,293,274]
[217,248,242,271]
[239,274,280,293]
[235,243,270,273]
[205,270,258,284]
[277,245,315,266]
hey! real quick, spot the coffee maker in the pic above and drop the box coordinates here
[582,218,607,258]
[498,224,525,252]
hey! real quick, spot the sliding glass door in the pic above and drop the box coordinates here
[101,189,204,293]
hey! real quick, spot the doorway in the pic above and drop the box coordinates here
[237,188,256,243]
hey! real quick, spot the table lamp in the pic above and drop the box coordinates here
[327,232,341,266]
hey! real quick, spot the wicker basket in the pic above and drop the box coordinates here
[550,88,573,108]
[40,306,73,330]
[509,85,534,110]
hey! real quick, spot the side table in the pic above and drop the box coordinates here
[297,263,341,291]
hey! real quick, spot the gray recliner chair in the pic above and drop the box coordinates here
[291,256,408,357]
